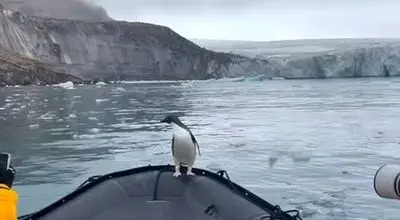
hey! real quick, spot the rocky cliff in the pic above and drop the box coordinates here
[0,8,269,82]
[0,48,82,86]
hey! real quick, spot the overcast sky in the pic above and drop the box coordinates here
[93,0,400,41]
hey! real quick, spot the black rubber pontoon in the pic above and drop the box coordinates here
[19,165,302,220]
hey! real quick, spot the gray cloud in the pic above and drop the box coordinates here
[9,0,399,41]
[70,0,400,40]
[96,0,400,41]
[0,0,110,21]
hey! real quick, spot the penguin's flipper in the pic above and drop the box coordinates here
[171,136,175,156]
[190,132,201,156]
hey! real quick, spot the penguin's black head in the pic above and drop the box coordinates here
[160,114,181,124]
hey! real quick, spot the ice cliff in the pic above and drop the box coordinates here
[265,45,400,79]
[0,8,269,82]
[195,39,400,79]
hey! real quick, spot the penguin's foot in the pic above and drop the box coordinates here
[187,171,195,176]
[173,172,182,177]
[173,164,181,177]
[187,166,195,176]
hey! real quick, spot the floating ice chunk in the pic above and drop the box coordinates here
[68,113,77,118]
[54,81,74,89]
[88,117,98,121]
[72,133,79,139]
[113,87,125,92]
[29,124,39,129]
[96,81,107,86]
[39,112,55,120]
[181,81,193,88]
[89,128,100,133]
[96,99,108,103]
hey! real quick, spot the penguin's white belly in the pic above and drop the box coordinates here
[172,124,196,165]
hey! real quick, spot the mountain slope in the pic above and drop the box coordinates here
[0,48,82,86]
[0,9,269,81]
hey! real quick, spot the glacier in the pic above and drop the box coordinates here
[194,38,400,79]
[1,6,400,85]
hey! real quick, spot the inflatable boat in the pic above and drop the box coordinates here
[18,165,303,220]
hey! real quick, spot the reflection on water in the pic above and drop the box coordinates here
[1,78,400,219]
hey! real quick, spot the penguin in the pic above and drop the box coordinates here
[161,114,201,177]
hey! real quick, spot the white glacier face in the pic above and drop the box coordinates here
[268,46,400,79]
[197,38,400,79]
